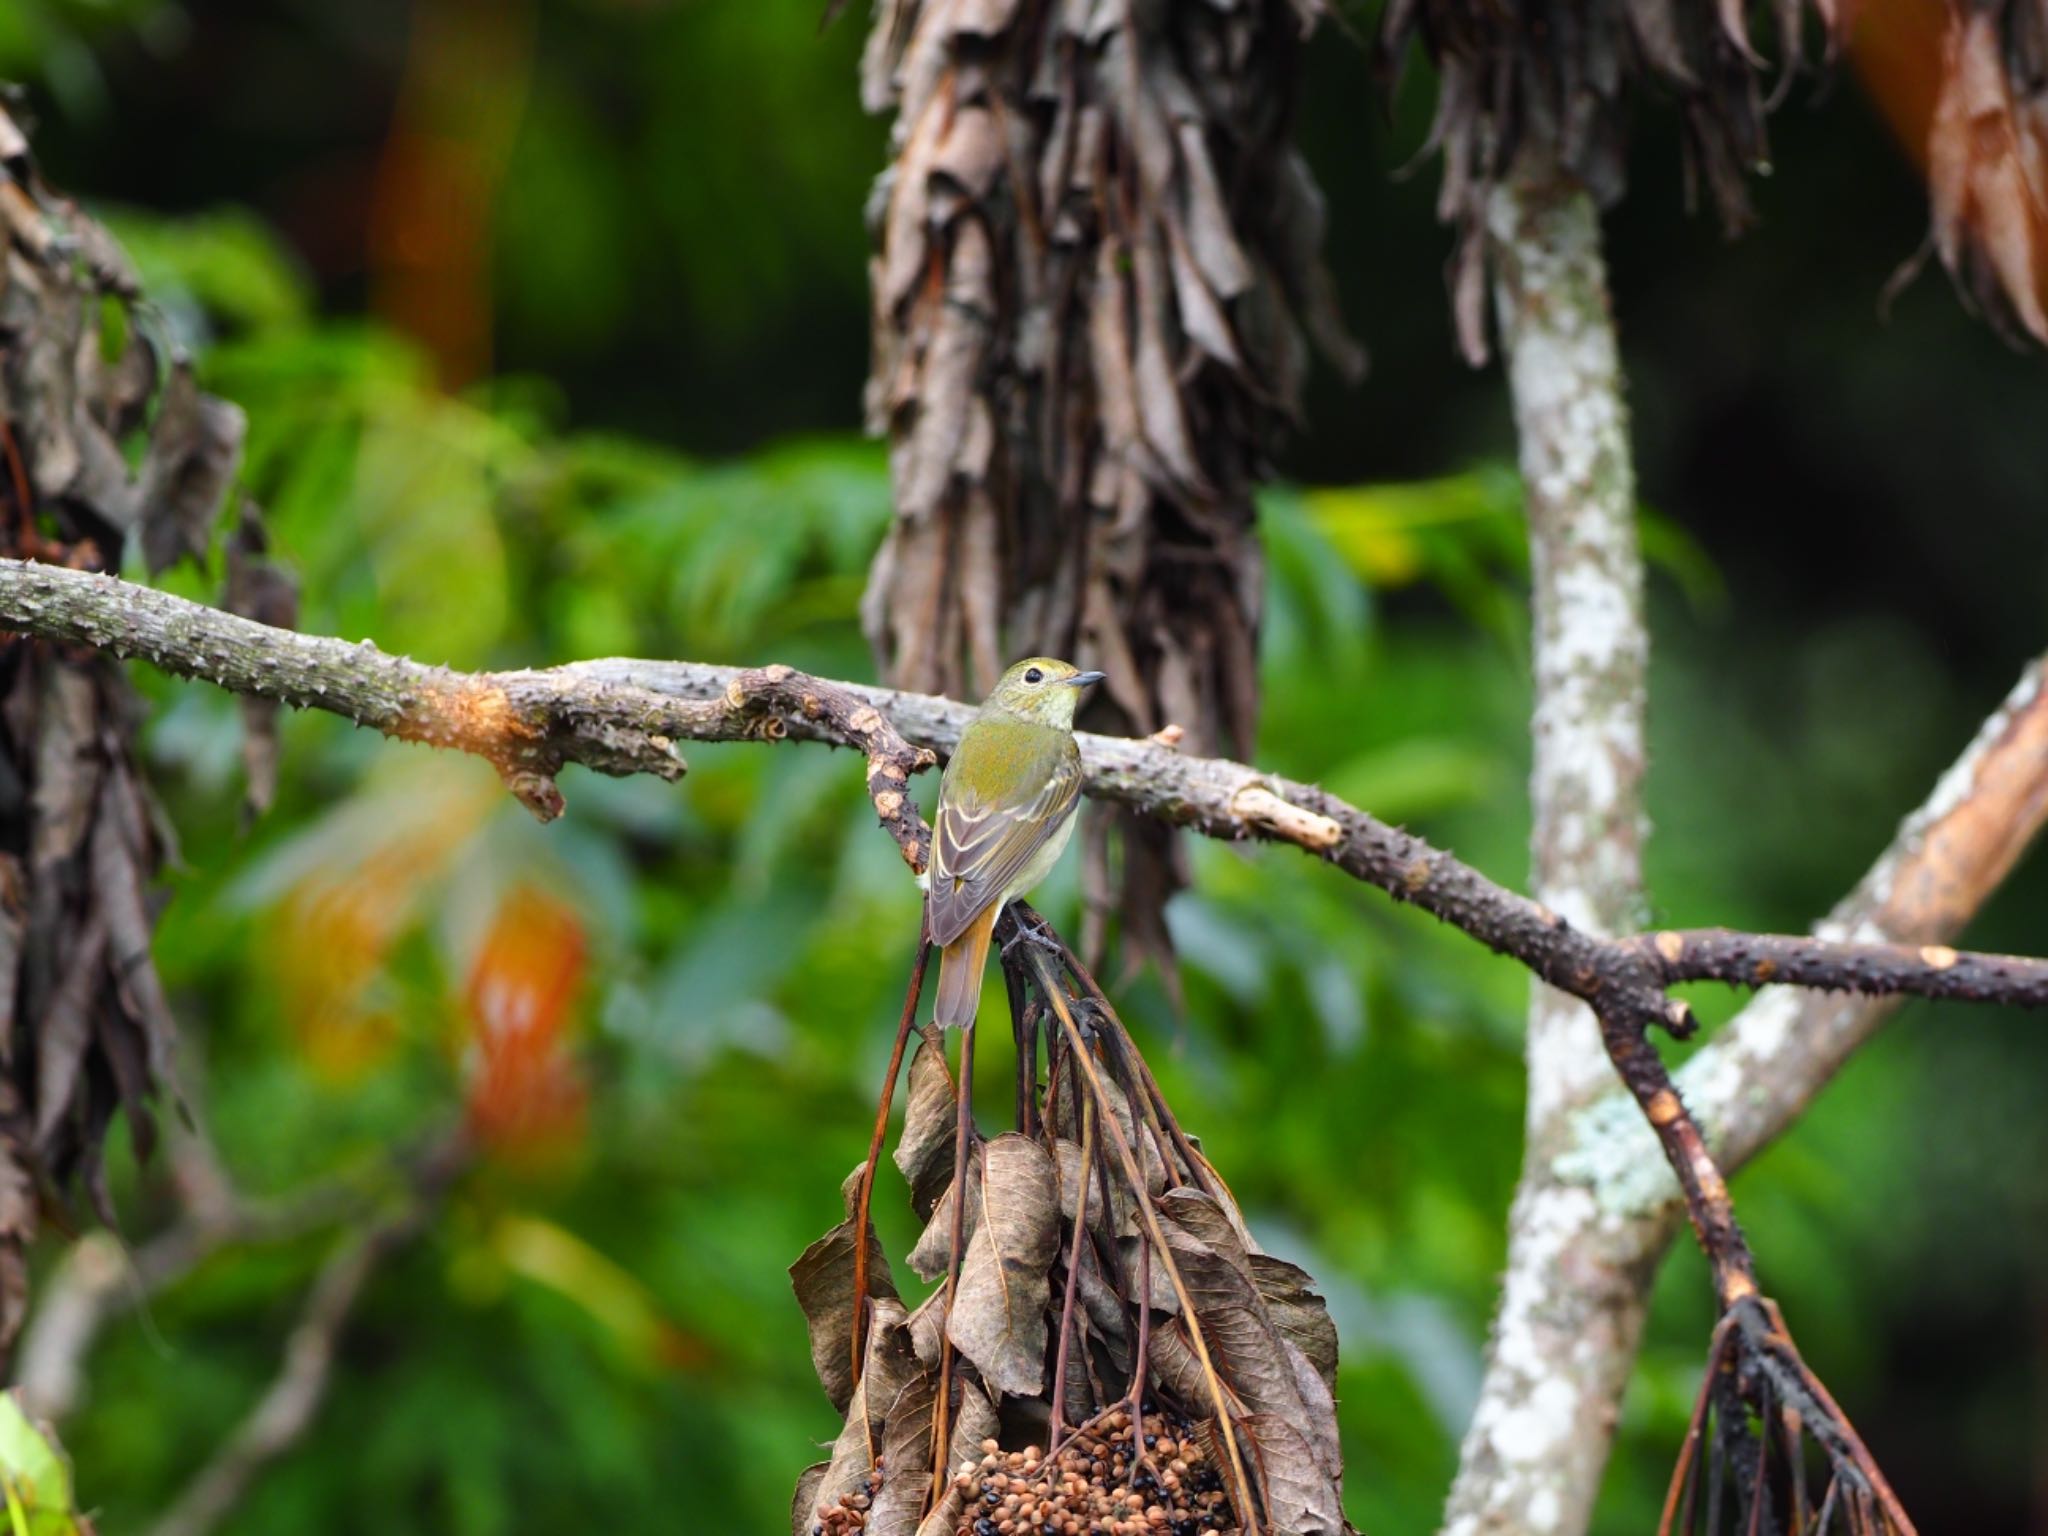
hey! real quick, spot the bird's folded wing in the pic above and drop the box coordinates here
[926,744,1082,947]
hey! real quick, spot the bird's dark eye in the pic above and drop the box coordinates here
[1024,667,1044,684]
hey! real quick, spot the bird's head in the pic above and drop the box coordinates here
[981,657,1105,728]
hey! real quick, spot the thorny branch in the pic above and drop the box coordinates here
[0,559,935,846]
[2,558,2044,1036]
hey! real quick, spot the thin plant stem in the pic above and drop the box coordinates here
[932,1016,977,1508]
[1046,1093,1095,1448]
[1025,948,1261,1536]
[852,931,930,1413]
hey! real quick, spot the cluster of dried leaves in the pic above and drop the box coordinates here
[1382,0,2048,360]
[1920,0,2048,346]
[1379,0,1822,364]
[854,0,1360,977]
[0,94,292,1348]
[791,918,1352,1536]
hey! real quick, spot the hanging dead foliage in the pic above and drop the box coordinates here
[1658,1297,1915,1536]
[791,906,1355,1536]
[0,93,293,1348]
[855,0,1361,978]
[1916,1,2048,346]
[1379,0,1840,364]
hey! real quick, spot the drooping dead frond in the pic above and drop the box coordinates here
[0,93,291,1348]
[1919,1,2048,346]
[856,0,1359,979]
[792,905,1355,1536]
[1380,0,1837,364]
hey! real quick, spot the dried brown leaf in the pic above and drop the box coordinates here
[1977,144,2048,343]
[790,1161,902,1413]
[894,1037,958,1221]
[0,1132,33,1349]
[1130,237,1213,501]
[34,916,104,1151]
[907,1285,948,1368]
[1621,0,1697,85]
[791,1461,830,1536]
[1168,220,1245,370]
[137,360,245,575]
[1240,1411,1345,1536]
[908,1141,983,1283]
[804,1296,918,1531]
[1118,1234,1180,1314]
[897,224,992,521]
[91,775,175,1085]
[1150,1319,1216,1416]
[1249,1254,1339,1391]
[28,664,99,886]
[1176,121,1254,302]
[912,1379,999,1536]
[946,1133,1060,1396]
[0,855,24,1057]
[865,1371,938,1533]
[1158,1193,1318,1452]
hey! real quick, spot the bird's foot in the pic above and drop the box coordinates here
[999,914,1067,960]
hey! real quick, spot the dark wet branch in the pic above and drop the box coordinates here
[1634,928,2048,1007]
[1590,996,1756,1309]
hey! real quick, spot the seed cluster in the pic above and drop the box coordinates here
[950,1410,1234,1536]
[812,1460,880,1535]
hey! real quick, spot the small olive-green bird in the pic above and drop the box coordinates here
[927,656,1105,1029]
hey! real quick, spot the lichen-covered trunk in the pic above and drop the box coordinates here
[856,0,1358,972]
[1440,159,1650,1536]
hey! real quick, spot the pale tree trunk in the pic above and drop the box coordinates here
[1440,155,1652,1536]
[1440,152,2048,1536]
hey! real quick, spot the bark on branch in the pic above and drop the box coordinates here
[2,550,2044,1532]
[1,557,2044,1034]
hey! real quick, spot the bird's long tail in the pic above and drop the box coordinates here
[933,906,999,1029]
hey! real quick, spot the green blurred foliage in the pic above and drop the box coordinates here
[5,7,2048,1536]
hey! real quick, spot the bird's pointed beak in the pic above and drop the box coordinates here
[1064,670,1107,688]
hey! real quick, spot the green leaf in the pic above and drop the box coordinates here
[0,1395,78,1536]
